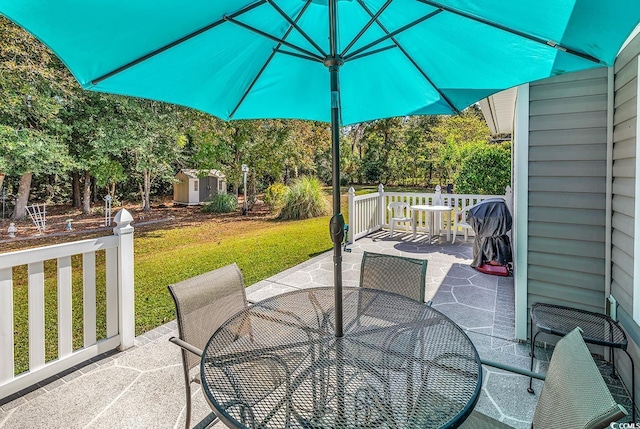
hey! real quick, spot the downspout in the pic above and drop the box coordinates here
[514,83,530,341]
[605,67,614,301]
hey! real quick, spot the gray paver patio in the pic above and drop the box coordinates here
[0,230,634,428]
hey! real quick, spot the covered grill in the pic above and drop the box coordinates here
[468,198,513,276]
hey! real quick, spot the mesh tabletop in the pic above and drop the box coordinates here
[201,287,481,429]
[530,302,627,349]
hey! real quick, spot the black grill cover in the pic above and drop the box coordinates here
[467,198,512,268]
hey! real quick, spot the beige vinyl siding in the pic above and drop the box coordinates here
[173,172,190,204]
[611,36,639,315]
[527,67,608,314]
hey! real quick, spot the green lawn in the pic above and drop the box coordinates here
[133,215,333,332]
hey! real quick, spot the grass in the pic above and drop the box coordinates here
[133,216,333,332]
[10,212,336,375]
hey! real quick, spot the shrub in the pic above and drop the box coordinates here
[455,143,511,195]
[263,183,289,214]
[202,194,238,213]
[279,177,330,220]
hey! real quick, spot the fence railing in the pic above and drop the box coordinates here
[0,209,135,399]
[347,184,512,242]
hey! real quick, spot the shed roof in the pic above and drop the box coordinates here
[179,169,225,179]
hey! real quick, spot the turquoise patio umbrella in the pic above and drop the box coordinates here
[2,0,639,336]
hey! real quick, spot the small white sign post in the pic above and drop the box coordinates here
[104,195,113,226]
[241,164,249,215]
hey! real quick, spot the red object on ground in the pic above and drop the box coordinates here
[474,263,510,276]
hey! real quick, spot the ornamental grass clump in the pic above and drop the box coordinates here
[279,177,330,220]
[202,194,238,213]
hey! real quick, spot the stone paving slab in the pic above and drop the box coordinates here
[0,232,634,428]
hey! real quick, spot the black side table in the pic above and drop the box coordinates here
[529,302,635,420]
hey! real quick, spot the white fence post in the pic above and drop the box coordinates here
[113,209,135,350]
[378,184,385,227]
[0,268,14,384]
[348,187,355,243]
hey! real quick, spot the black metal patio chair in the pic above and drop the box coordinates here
[464,328,628,428]
[359,251,428,302]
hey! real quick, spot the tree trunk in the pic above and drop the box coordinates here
[143,169,151,211]
[0,172,5,191]
[82,170,91,215]
[72,171,81,208]
[93,180,98,203]
[12,172,32,220]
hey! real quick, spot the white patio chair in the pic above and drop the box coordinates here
[387,202,413,238]
[452,204,473,244]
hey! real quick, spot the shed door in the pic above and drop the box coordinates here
[199,177,215,201]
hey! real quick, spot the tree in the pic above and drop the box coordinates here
[61,91,131,213]
[94,98,185,211]
[455,142,511,194]
[186,115,330,196]
[403,116,441,186]
[0,17,75,219]
[360,118,403,184]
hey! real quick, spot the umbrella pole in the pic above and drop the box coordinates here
[327,0,344,338]
[329,62,344,338]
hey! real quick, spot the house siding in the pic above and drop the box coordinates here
[527,67,609,314]
[612,33,640,409]
[612,38,638,315]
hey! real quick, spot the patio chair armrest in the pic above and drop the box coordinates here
[169,336,203,357]
[480,358,546,380]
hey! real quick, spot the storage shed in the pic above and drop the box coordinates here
[173,169,226,205]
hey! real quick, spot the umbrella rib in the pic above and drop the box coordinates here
[417,0,603,65]
[347,45,397,62]
[343,9,442,61]
[349,0,459,113]
[340,0,394,58]
[267,0,327,57]
[273,48,322,63]
[224,16,324,62]
[90,0,267,85]
[229,0,317,119]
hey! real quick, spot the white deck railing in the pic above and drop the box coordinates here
[347,184,513,242]
[0,209,135,399]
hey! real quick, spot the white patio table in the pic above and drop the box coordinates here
[411,204,452,242]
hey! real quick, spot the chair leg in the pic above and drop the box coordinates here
[390,221,395,238]
[528,331,540,394]
[180,352,193,429]
[452,228,457,244]
[182,378,192,429]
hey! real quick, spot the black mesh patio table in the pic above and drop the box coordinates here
[529,302,635,420]
[201,287,482,429]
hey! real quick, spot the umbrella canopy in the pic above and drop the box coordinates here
[2,1,639,124]
[2,0,639,335]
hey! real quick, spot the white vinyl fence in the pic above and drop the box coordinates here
[0,209,135,399]
[347,184,513,242]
